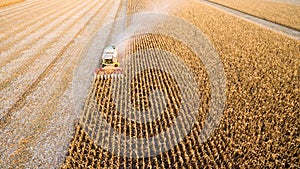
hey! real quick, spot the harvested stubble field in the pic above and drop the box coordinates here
[209,0,300,31]
[1,0,299,168]
[0,0,125,167]
[0,0,23,7]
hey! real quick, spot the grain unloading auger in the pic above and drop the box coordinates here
[94,45,123,79]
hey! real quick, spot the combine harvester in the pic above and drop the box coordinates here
[95,46,123,78]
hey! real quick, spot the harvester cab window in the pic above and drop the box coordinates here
[104,59,113,64]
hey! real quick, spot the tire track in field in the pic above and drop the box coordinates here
[105,0,127,45]
[0,0,80,64]
[0,0,59,28]
[0,0,94,84]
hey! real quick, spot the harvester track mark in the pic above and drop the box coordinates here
[98,0,126,58]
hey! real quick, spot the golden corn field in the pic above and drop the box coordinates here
[1,0,299,168]
[209,0,300,30]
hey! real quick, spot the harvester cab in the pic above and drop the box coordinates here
[95,45,123,79]
[101,46,120,67]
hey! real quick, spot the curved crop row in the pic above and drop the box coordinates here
[62,32,212,168]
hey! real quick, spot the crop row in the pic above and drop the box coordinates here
[62,0,300,168]
[62,32,223,168]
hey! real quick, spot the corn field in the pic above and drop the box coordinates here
[0,0,299,168]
